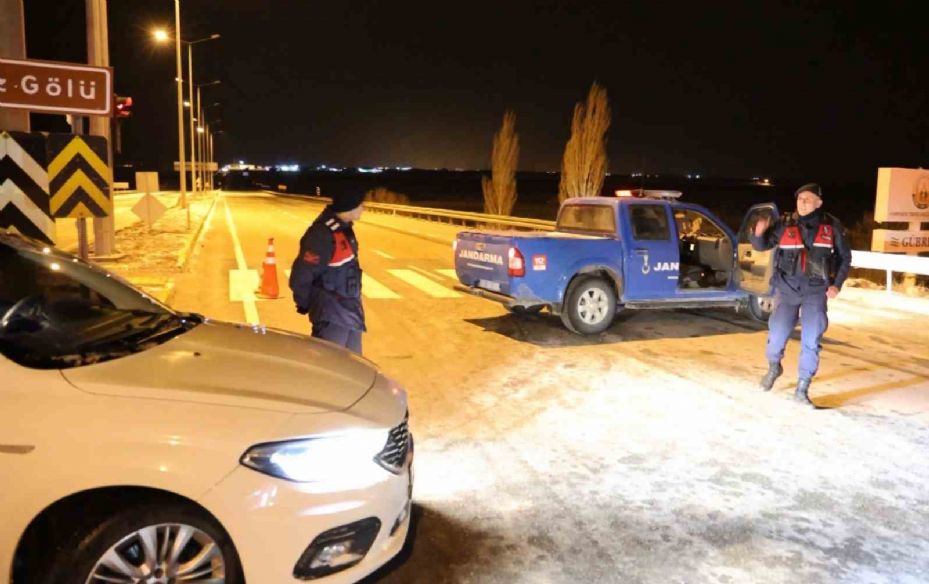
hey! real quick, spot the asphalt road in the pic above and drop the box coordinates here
[172,192,929,583]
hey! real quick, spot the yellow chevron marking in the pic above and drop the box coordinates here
[50,169,111,218]
[66,201,95,219]
[47,137,111,182]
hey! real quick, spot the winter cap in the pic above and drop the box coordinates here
[330,191,365,213]
[794,183,823,200]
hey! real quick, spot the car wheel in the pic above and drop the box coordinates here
[505,305,544,316]
[744,294,773,322]
[43,501,243,584]
[560,276,617,335]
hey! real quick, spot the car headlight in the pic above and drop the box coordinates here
[241,430,387,485]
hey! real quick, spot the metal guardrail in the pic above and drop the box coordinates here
[363,201,556,231]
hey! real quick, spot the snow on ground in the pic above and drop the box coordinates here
[391,340,929,583]
[100,193,929,583]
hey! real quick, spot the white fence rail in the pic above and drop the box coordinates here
[851,250,929,294]
[277,191,926,293]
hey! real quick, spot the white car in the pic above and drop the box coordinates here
[0,232,413,583]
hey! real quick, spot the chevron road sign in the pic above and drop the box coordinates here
[46,134,112,219]
[0,131,55,243]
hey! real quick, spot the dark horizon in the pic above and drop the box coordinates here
[21,1,929,185]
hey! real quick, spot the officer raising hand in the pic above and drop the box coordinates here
[750,183,852,407]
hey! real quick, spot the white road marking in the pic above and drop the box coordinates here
[388,269,462,298]
[363,273,402,299]
[373,249,394,259]
[435,268,458,280]
[223,198,261,325]
[285,269,401,299]
[229,269,260,302]
[409,265,445,282]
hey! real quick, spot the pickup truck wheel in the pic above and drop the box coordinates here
[561,276,616,335]
[744,294,773,322]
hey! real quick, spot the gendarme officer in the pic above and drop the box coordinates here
[289,192,366,353]
[750,183,852,407]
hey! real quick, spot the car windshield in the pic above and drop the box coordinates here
[0,236,200,369]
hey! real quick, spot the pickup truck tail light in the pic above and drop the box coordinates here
[508,247,525,277]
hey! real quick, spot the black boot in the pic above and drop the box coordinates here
[795,378,816,408]
[759,362,783,391]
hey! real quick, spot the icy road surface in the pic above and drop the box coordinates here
[170,193,929,583]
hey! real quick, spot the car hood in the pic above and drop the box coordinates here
[61,320,378,414]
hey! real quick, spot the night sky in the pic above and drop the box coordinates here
[21,0,929,183]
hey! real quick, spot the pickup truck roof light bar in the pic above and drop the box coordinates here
[614,189,682,200]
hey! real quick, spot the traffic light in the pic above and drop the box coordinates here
[114,95,133,118]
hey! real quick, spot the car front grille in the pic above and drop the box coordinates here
[375,413,409,474]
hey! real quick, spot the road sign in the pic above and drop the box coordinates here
[871,230,929,253]
[0,57,112,116]
[46,134,112,219]
[132,192,167,228]
[0,131,55,243]
[874,167,929,223]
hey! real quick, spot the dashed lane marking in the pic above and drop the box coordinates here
[388,269,462,298]
[435,268,458,280]
[373,249,395,259]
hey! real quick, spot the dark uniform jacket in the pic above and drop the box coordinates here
[750,209,853,292]
[288,207,365,331]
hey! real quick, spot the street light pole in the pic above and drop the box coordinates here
[187,42,196,203]
[196,86,203,194]
[173,0,188,229]
[208,129,215,190]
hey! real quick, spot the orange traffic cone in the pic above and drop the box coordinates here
[256,237,280,299]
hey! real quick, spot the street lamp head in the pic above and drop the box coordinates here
[210,33,221,40]
[197,127,205,134]
[184,100,191,108]
[153,29,171,43]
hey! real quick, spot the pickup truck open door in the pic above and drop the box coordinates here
[736,203,779,297]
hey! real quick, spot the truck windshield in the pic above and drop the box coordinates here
[0,238,199,369]
[556,204,616,235]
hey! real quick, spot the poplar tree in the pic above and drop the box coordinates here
[559,82,611,202]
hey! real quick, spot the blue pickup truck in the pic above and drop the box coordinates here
[454,189,779,335]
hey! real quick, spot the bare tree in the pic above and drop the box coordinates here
[559,82,611,202]
[482,110,519,216]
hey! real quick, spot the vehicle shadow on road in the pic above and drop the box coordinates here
[361,503,501,583]
[463,309,771,347]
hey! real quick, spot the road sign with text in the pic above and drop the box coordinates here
[0,57,112,116]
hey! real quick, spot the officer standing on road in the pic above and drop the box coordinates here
[751,183,852,406]
[289,192,366,353]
